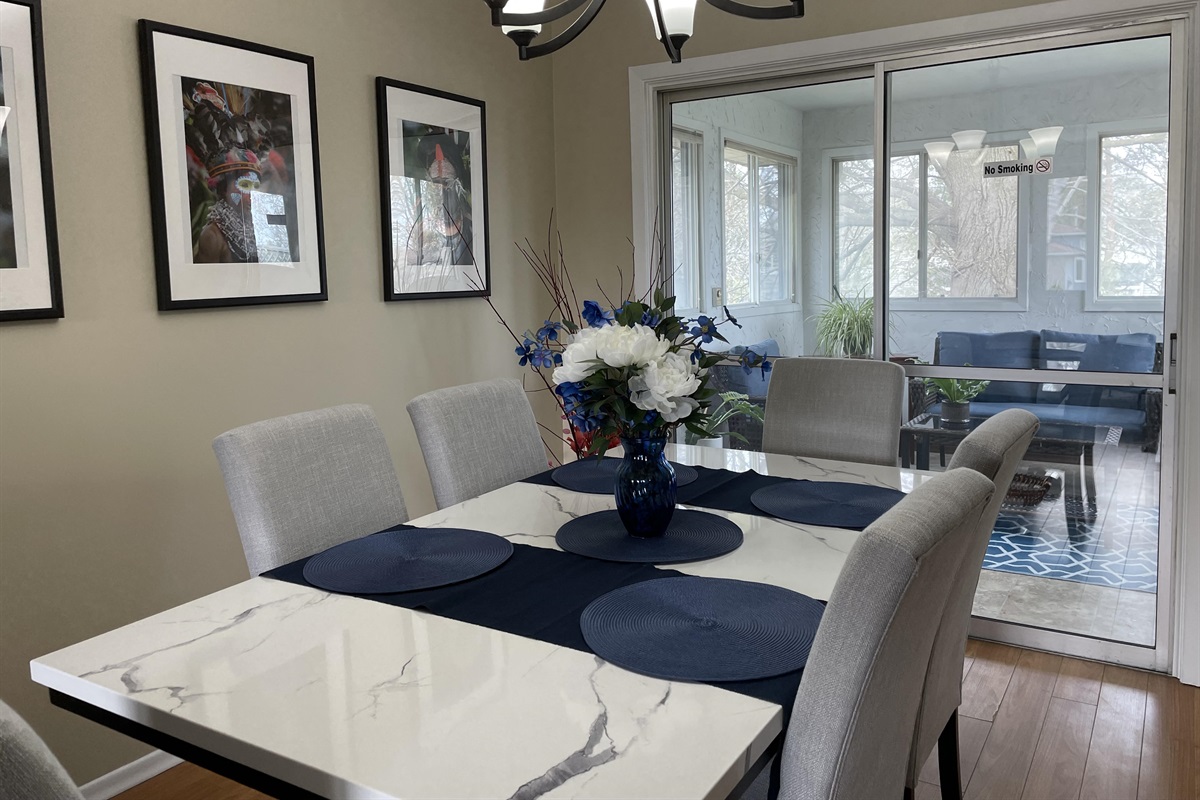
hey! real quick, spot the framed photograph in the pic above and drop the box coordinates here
[0,0,63,321]
[376,78,489,300]
[139,20,326,310]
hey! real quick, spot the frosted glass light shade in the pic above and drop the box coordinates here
[0,107,9,136]
[924,141,955,170]
[951,129,987,151]
[1029,126,1064,158]
[645,0,697,39]
[501,0,545,35]
[1020,138,1037,160]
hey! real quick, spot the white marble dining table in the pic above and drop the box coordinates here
[31,445,934,800]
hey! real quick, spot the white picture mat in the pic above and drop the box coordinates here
[152,30,320,302]
[385,84,485,293]
[0,2,51,311]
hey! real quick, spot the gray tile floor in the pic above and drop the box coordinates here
[967,439,1159,647]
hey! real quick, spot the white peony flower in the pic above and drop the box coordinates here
[553,323,669,384]
[629,351,702,423]
[553,326,602,384]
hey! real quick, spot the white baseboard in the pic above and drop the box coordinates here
[81,750,182,800]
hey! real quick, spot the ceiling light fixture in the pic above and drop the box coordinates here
[1028,126,1064,158]
[0,106,9,135]
[484,0,804,63]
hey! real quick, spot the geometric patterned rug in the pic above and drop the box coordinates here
[982,503,1158,593]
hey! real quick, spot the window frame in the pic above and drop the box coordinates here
[1085,116,1169,312]
[718,130,800,310]
[828,136,1030,312]
[670,125,705,314]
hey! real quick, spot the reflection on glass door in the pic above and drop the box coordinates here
[886,36,1173,650]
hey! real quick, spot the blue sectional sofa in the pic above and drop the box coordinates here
[934,329,1160,446]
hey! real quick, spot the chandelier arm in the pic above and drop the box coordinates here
[518,0,606,60]
[703,0,804,20]
[485,0,592,27]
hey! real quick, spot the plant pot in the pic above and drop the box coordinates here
[695,436,724,448]
[615,435,677,538]
[939,400,971,426]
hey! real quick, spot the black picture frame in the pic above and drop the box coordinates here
[0,0,64,322]
[376,77,490,301]
[139,20,327,311]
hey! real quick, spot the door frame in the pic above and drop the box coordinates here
[629,0,1200,681]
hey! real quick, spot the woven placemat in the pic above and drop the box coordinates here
[556,509,742,564]
[750,480,905,530]
[551,458,699,494]
[303,528,513,594]
[581,576,824,682]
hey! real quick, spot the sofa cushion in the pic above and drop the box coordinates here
[1038,330,1156,409]
[936,330,1039,403]
[932,401,1146,437]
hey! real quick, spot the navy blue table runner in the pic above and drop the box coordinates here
[264,528,806,719]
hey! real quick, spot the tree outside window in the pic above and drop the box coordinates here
[723,144,793,306]
[1099,132,1168,298]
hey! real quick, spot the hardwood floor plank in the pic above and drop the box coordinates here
[1080,665,1147,800]
[1053,657,1105,706]
[919,715,992,788]
[960,641,1023,722]
[115,761,269,800]
[965,649,1062,800]
[1139,673,1197,800]
[1021,697,1095,800]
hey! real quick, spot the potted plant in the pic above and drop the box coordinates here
[924,375,991,426]
[813,293,873,358]
[684,391,765,448]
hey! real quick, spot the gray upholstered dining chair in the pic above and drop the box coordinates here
[777,467,995,800]
[407,378,548,509]
[213,404,409,576]
[0,699,84,800]
[907,409,1039,800]
[761,357,906,466]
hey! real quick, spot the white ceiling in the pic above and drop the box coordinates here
[755,36,1169,112]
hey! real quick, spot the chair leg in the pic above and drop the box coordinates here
[938,709,962,800]
[904,786,915,800]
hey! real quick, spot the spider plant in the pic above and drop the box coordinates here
[813,293,874,358]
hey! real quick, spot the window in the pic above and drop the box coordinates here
[670,129,703,310]
[722,143,794,305]
[834,145,1021,303]
[1099,131,1168,298]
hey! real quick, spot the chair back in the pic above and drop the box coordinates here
[213,404,408,576]
[0,699,84,800]
[407,378,547,509]
[779,468,994,800]
[907,409,1040,784]
[762,357,905,466]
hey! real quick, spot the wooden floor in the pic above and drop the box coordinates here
[116,642,1198,800]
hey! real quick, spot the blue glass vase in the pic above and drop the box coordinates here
[615,435,677,538]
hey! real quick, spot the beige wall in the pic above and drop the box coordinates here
[0,0,556,783]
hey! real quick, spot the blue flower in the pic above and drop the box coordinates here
[581,300,614,328]
[640,311,662,327]
[690,315,716,343]
[536,321,561,342]
[739,348,772,377]
[515,339,535,367]
[556,381,603,431]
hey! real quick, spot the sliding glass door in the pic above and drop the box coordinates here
[881,29,1180,668]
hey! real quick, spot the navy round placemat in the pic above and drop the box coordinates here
[302,528,513,594]
[551,458,698,494]
[750,480,905,530]
[555,509,741,564]
[580,576,824,682]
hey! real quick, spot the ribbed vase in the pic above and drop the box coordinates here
[614,435,677,538]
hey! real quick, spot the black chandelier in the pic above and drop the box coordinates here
[484,0,804,63]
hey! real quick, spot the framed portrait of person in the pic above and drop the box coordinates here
[0,0,63,321]
[376,78,489,301]
[139,20,326,310]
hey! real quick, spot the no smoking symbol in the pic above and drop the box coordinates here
[1035,159,1051,173]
